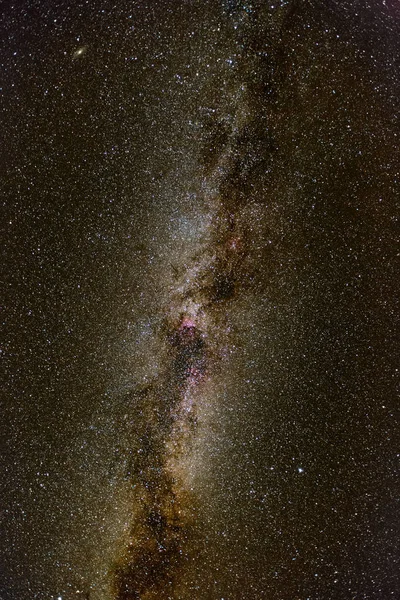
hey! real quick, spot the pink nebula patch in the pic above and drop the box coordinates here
[180,316,196,330]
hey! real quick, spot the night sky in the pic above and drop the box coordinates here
[2,1,399,599]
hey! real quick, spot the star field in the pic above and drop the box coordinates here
[2,1,399,599]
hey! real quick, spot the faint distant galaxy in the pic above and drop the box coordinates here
[2,1,399,600]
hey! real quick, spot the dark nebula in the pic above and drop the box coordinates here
[2,1,399,599]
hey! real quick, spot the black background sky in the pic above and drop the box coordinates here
[2,1,399,599]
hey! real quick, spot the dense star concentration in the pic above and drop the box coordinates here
[2,1,399,599]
